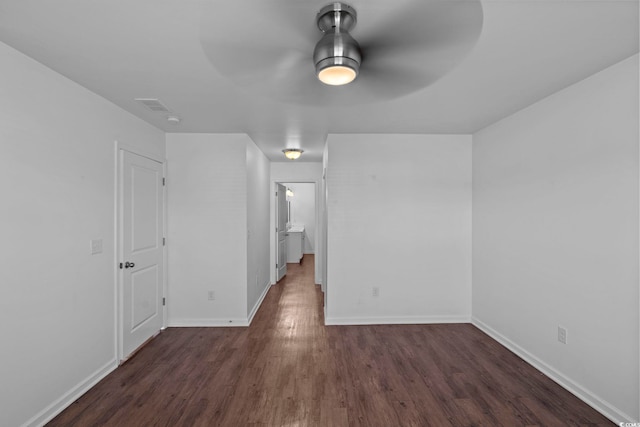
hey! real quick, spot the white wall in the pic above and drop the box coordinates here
[472,54,639,423]
[282,182,316,253]
[0,42,165,427]
[325,134,472,325]
[166,134,248,325]
[2,29,634,427]
[246,140,271,319]
[270,162,324,285]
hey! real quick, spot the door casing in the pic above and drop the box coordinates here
[115,141,167,362]
[276,183,288,281]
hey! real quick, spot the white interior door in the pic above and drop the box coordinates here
[276,183,287,281]
[119,149,164,360]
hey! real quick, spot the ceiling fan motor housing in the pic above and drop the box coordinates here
[313,3,361,80]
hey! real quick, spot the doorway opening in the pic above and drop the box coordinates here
[271,180,320,287]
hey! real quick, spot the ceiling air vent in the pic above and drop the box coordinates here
[134,98,171,113]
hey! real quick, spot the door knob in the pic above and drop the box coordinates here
[124,261,135,268]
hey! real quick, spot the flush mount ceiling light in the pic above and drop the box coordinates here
[313,3,361,86]
[283,148,304,160]
[167,115,181,125]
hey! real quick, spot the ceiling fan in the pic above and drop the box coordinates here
[199,0,483,106]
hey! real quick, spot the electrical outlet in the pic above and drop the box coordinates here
[557,326,567,344]
[208,290,216,301]
[372,287,379,297]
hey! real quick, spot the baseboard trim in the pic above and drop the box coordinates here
[25,358,117,427]
[248,281,271,325]
[168,318,249,327]
[168,282,272,328]
[325,314,470,326]
[471,316,635,424]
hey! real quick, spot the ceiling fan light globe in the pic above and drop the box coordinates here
[318,65,357,85]
[315,54,360,85]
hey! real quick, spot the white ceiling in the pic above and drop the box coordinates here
[0,0,637,162]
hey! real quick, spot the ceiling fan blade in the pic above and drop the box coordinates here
[198,0,483,105]
[343,0,483,101]
[200,40,340,105]
[356,65,436,100]
[199,0,318,47]
[198,0,325,103]
[200,39,307,82]
[357,0,483,52]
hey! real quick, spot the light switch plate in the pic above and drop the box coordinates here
[90,239,103,255]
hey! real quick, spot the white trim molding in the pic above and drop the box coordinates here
[472,316,636,425]
[325,315,470,326]
[248,280,272,325]
[168,319,250,327]
[24,359,117,427]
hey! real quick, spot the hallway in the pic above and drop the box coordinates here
[49,255,611,426]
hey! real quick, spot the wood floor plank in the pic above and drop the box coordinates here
[48,255,613,426]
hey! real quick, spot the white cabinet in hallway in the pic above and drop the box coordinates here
[286,227,304,263]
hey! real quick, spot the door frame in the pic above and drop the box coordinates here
[114,141,167,363]
[270,179,322,287]
[275,183,288,282]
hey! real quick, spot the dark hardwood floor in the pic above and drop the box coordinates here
[49,255,613,426]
